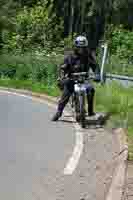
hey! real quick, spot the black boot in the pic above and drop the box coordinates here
[87,89,95,117]
[88,112,95,116]
[51,112,62,121]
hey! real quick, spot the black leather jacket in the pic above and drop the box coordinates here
[58,51,100,80]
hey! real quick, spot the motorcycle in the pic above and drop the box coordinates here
[70,72,95,128]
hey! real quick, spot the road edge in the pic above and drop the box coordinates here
[0,86,59,104]
[106,128,128,200]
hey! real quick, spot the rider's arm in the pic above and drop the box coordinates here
[88,50,101,82]
[58,56,71,80]
[88,50,100,74]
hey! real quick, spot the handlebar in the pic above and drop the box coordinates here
[71,72,89,76]
[71,72,95,80]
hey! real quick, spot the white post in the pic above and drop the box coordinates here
[101,43,108,83]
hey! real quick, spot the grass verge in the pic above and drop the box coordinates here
[95,82,133,160]
[0,78,60,97]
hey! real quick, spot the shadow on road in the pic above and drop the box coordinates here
[59,112,110,128]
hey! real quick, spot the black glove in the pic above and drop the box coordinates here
[94,74,101,83]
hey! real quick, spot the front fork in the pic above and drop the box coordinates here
[79,92,85,123]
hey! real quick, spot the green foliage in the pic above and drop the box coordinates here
[104,54,133,77]
[0,53,60,84]
[63,34,77,48]
[0,0,133,53]
[106,25,133,62]
[2,1,63,52]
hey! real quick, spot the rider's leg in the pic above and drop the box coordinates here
[86,87,95,116]
[52,79,74,121]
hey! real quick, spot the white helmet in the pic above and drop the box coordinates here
[74,36,88,47]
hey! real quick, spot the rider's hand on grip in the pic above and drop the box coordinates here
[94,74,101,83]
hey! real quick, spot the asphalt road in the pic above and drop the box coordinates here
[0,92,75,200]
[0,91,120,200]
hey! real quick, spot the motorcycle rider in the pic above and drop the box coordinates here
[51,35,101,121]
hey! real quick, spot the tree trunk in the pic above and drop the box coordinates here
[68,0,74,34]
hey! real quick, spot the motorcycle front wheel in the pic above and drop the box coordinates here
[79,93,86,128]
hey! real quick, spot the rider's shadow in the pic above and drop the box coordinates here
[60,112,110,128]
[86,113,110,127]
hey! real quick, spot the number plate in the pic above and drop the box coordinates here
[74,83,88,93]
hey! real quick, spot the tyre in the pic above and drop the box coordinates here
[74,94,80,122]
[71,94,75,108]
[79,93,86,128]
